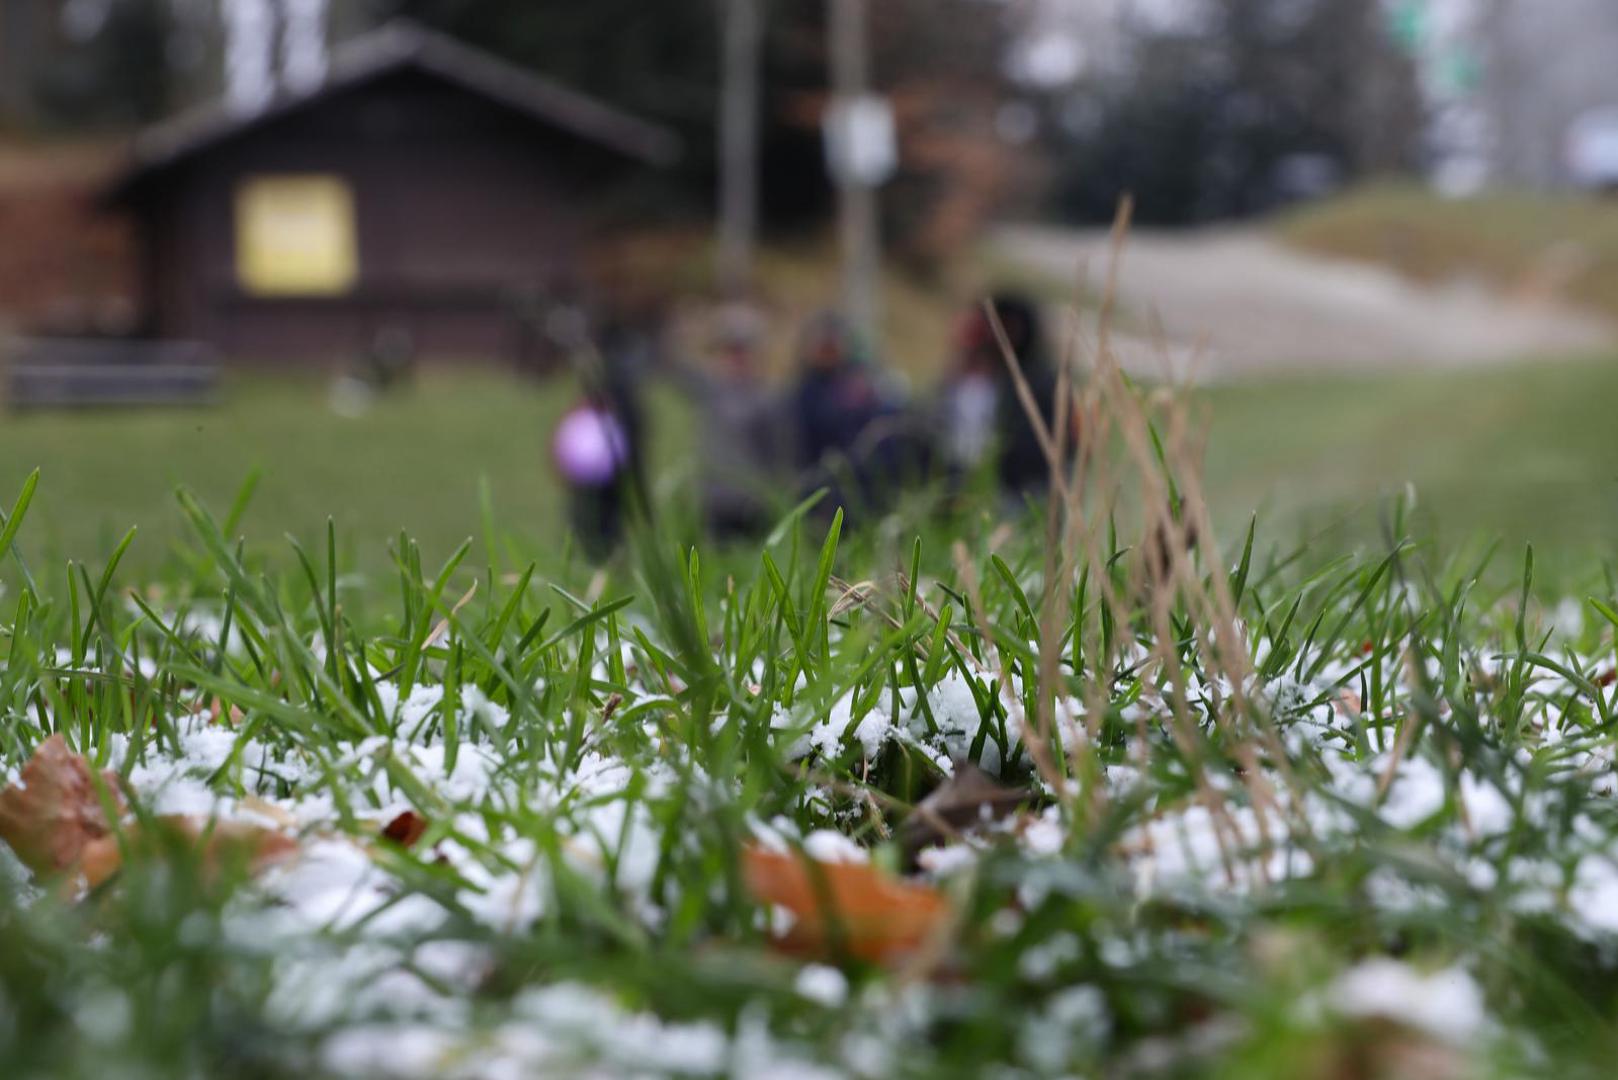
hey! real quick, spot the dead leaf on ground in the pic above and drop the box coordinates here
[380,809,429,848]
[0,734,125,877]
[79,816,297,888]
[743,844,950,965]
[900,761,1029,856]
[239,794,299,830]
[0,734,294,889]
[195,696,245,726]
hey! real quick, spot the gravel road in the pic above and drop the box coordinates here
[996,225,1615,381]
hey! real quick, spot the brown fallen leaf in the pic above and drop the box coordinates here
[381,809,429,848]
[0,734,125,877]
[900,762,1029,857]
[0,734,293,890]
[196,696,246,726]
[79,816,297,889]
[742,844,950,965]
[239,794,300,830]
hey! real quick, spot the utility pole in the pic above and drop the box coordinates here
[827,0,883,348]
[717,0,763,297]
[0,0,40,126]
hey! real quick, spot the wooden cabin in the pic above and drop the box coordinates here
[102,21,679,365]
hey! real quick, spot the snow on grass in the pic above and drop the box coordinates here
[1326,959,1488,1044]
[8,495,1618,1077]
[31,609,1604,1076]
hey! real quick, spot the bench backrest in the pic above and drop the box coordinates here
[3,338,220,410]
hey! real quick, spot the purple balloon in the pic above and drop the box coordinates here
[553,406,629,486]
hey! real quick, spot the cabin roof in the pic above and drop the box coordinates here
[106,20,680,202]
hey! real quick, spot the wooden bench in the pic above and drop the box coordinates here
[3,338,220,410]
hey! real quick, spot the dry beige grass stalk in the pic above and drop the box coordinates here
[980,196,1313,878]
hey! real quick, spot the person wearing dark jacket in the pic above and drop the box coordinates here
[676,303,788,538]
[944,293,1069,499]
[789,311,928,521]
[792,311,883,472]
[553,319,648,560]
[553,385,634,558]
[988,294,1063,496]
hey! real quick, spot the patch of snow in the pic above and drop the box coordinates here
[1327,959,1486,1044]
[794,963,850,1008]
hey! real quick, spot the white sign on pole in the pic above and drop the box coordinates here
[824,94,898,187]
[1568,106,1618,190]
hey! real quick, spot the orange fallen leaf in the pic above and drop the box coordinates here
[77,829,126,887]
[0,734,293,890]
[381,809,429,848]
[239,795,300,830]
[78,815,297,889]
[0,734,125,877]
[742,844,950,964]
[195,696,245,726]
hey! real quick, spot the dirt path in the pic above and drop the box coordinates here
[996,225,1615,381]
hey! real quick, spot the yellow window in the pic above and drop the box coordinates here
[234,174,358,296]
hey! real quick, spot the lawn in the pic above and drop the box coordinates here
[0,371,693,576]
[8,354,1618,1077]
[0,231,1030,580]
[1198,352,1618,582]
[1278,183,1618,320]
[4,351,1615,582]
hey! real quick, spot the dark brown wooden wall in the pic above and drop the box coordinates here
[134,70,616,364]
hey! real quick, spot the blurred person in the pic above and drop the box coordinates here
[789,310,891,518]
[550,306,649,558]
[553,383,635,559]
[790,311,933,520]
[364,325,418,392]
[987,293,1065,497]
[791,310,884,472]
[328,325,418,418]
[947,293,1068,499]
[936,308,1003,476]
[597,312,652,490]
[675,302,785,538]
